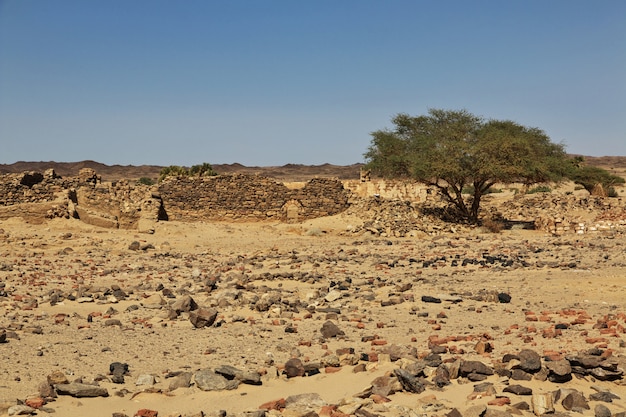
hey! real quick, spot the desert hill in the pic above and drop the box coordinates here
[1,155,624,183]
[0,160,365,182]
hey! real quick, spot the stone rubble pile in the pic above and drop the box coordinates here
[1,231,626,416]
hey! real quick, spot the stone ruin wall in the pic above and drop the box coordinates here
[0,170,351,228]
[158,174,350,222]
[342,178,433,202]
[0,169,625,235]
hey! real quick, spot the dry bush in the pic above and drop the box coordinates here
[482,217,505,233]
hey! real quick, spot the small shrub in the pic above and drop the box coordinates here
[482,218,505,233]
[608,187,619,198]
[158,163,218,182]
[305,227,323,236]
[137,177,155,186]
[527,185,552,194]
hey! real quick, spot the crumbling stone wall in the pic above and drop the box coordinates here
[342,178,432,201]
[157,174,350,222]
[489,194,626,235]
[0,172,62,206]
[72,179,161,229]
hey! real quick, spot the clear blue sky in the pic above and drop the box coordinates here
[1,1,625,166]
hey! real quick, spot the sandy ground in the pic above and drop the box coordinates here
[1,213,626,417]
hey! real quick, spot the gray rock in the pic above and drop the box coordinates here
[464,405,487,417]
[590,391,620,402]
[171,295,198,314]
[546,359,572,382]
[589,367,623,381]
[433,364,451,387]
[393,368,425,393]
[503,384,532,395]
[320,320,344,338]
[567,354,603,369]
[460,360,494,376]
[285,392,326,412]
[562,391,589,412]
[55,382,109,397]
[510,369,533,381]
[109,362,129,384]
[215,365,261,385]
[517,349,541,373]
[135,374,156,386]
[104,318,122,327]
[370,374,399,397]
[484,409,513,417]
[284,358,305,378]
[168,371,192,391]
[595,404,612,417]
[8,405,36,415]
[194,369,238,391]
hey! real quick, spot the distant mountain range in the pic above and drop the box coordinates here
[1,156,624,182]
[0,160,365,181]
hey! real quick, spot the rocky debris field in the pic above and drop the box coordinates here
[0,211,626,417]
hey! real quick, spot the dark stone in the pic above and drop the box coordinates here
[460,360,494,376]
[421,295,442,303]
[446,409,463,417]
[503,384,533,395]
[473,382,494,392]
[517,349,541,373]
[567,354,603,369]
[284,358,305,378]
[393,368,425,393]
[433,364,450,387]
[595,404,612,417]
[502,353,519,363]
[194,369,239,391]
[589,391,620,402]
[215,365,241,380]
[423,353,443,367]
[590,367,623,381]
[171,295,198,313]
[431,345,448,354]
[189,308,218,328]
[467,372,489,382]
[546,359,572,383]
[109,362,129,384]
[511,401,530,411]
[510,369,533,381]
[562,391,589,411]
[320,320,344,338]
[497,293,511,303]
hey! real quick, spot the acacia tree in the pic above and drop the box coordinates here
[567,158,625,196]
[364,109,570,223]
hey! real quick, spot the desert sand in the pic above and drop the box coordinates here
[1,205,626,417]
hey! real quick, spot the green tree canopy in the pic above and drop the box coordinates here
[566,158,625,196]
[364,109,570,223]
[158,163,218,182]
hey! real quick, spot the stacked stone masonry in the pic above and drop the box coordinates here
[0,170,624,234]
[157,174,350,222]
